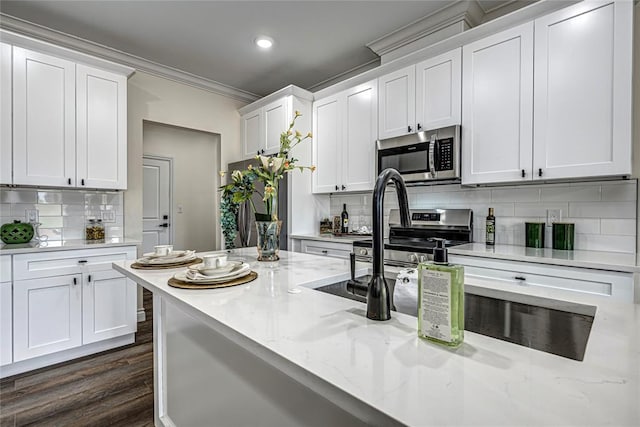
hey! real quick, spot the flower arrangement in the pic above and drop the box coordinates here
[220,112,315,247]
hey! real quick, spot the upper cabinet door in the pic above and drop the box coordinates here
[312,94,341,194]
[378,65,415,139]
[263,97,290,155]
[343,81,377,192]
[0,43,11,185]
[12,47,76,187]
[533,1,632,180]
[242,109,262,158]
[415,48,461,131]
[461,22,534,185]
[76,64,128,190]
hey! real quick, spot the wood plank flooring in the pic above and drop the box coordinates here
[0,290,154,427]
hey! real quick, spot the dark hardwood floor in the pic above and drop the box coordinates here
[0,290,154,427]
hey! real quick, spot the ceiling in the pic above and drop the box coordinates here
[0,1,519,97]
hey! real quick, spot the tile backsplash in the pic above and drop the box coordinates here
[330,180,637,253]
[0,188,124,241]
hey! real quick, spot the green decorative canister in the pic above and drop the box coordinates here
[1,220,35,244]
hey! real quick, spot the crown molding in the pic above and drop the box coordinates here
[0,13,260,104]
[238,84,314,115]
[366,1,485,58]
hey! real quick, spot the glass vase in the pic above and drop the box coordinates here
[255,220,282,261]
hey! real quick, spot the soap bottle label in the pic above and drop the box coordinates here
[420,269,452,342]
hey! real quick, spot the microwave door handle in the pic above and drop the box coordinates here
[428,135,436,177]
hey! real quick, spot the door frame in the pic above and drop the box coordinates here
[142,154,175,247]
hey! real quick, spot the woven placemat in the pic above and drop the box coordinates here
[131,257,203,270]
[168,271,258,289]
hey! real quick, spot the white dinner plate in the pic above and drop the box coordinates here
[142,250,193,259]
[188,261,243,277]
[175,264,251,284]
[137,251,197,265]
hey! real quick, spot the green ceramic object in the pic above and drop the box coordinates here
[1,220,34,244]
[552,223,575,250]
[525,222,545,248]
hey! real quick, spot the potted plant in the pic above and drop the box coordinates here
[220,111,315,260]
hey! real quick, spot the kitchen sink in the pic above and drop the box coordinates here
[315,277,596,361]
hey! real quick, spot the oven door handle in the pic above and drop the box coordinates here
[428,135,437,178]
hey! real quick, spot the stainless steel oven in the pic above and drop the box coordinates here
[377,125,461,183]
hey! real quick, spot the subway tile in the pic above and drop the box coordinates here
[601,182,637,202]
[540,185,601,202]
[62,204,85,216]
[39,228,62,241]
[106,226,124,238]
[514,202,569,218]
[0,204,10,216]
[85,193,108,206]
[62,227,84,240]
[63,216,85,228]
[600,219,636,236]
[449,189,491,204]
[491,187,540,203]
[11,204,36,218]
[104,193,123,206]
[37,191,62,204]
[100,204,124,215]
[36,204,62,216]
[62,191,86,205]
[574,234,635,253]
[0,190,37,204]
[39,216,63,228]
[560,218,600,235]
[568,201,636,219]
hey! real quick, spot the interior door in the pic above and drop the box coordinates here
[142,156,172,255]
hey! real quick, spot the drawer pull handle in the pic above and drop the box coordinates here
[514,276,526,281]
[88,275,92,283]
[321,250,328,254]
[78,260,88,264]
[73,277,77,285]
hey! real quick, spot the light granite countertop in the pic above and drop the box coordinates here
[0,238,141,255]
[290,233,369,243]
[114,248,640,426]
[449,243,640,272]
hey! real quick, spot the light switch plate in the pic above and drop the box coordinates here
[101,211,116,223]
[546,209,561,226]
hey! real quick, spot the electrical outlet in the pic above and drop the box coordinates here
[101,211,116,223]
[25,209,39,223]
[546,209,561,226]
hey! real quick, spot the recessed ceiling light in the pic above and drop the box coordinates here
[255,36,274,49]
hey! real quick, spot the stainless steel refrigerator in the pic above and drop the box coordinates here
[227,159,288,250]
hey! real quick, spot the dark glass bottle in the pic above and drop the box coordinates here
[341,204,349,234]
[486,207,495,246]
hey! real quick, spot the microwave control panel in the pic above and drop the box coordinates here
[436,138,454,171]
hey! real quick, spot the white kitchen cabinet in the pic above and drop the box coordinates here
[11,45,130,190]
[241,96,290,159]
[378,48,461,141]
[313,80,377,194]
[11,246,137,365]
[461,22,534,185]
[449,255,634,302]
[0,255,12,366]
[12,46,77,187]
[533,0,632,180]
[76,64,128,189]
[300,239,352,259]
[378,65,415,140]
[0,43,11,185]
[82,269,136,345]
[415,48,461,131]
[13,274,83,362]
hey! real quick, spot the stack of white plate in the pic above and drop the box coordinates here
[174,261,251,284]
[136,250,197,265]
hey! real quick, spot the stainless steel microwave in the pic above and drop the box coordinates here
[377,125,461,183]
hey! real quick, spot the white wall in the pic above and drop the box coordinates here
[125,71,246,248]
[143,121,220,252]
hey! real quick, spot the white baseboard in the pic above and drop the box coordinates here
[137,308,147,322]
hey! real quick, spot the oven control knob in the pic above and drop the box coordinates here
[358,248,368,256]
[408,253,419,263]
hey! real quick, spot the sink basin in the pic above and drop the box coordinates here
[315,277,596,361]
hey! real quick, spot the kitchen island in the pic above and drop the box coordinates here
[113,248,640,427]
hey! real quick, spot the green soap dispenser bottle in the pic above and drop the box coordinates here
[418,239,464,347]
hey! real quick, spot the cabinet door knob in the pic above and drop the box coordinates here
[68,178,72,185]
[521,169,525,178]
[73,277,77,285]
[335,185,339,191]
[261,149,265,154]
[538,168,543,177]
[341,185,346,191]
[256,150,260,155]
[417,123,422,131]
[81,179,85,186]
[407,125,412,133]
[88,275,92,283]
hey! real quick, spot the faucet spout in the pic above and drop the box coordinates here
[367,168,410,321]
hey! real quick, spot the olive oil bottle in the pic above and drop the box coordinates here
[418,239,464,347]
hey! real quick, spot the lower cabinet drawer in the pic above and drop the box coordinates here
[13,246,136,280]
[449,255,634,302]
[301,240,352,259]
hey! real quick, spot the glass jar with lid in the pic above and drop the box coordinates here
[86,219,105,241]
